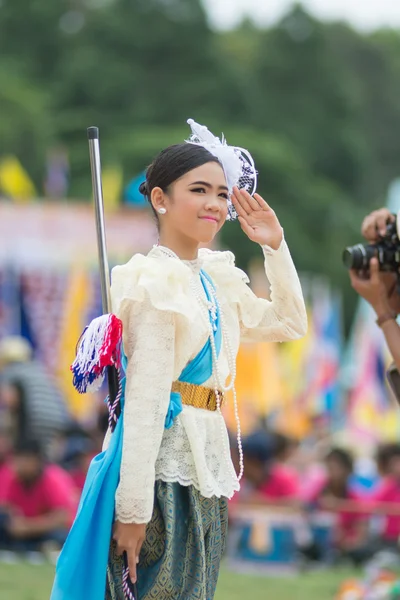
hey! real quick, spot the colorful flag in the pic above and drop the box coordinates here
[224,341,284,435]
[343,300,393,441]
[0,155,36,201]
[56,267,96,420]
[102,165,123,213]
[307,285,343,425]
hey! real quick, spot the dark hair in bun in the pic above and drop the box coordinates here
[141,143,220,228]
[138,181,148,196]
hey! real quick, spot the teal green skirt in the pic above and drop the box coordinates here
[105,481,228,600]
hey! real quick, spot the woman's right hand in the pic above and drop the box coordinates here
[113,521,147,583]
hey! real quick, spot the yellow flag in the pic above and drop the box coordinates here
[56,268,95,420]
[102,165,123,212]
[224,341,283,435]
[0,155,36,201]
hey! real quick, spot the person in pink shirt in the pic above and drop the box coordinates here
[371,444,400,549]
[0,439,78,552]
[305,448,370,565]
[0,427,15,550]
[0,428,14,506]
[238,429,300,506]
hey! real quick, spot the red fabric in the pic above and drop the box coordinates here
[0,462,14,504]
[372,477,400,540]
[259,464,300,499]
[4,464,78,526]
[307,477,367,543]
[336,490,367,543]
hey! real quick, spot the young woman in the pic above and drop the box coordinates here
[52,119,307,600]
[104,120,307,600]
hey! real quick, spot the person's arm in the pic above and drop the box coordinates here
[112,294,175,583]
[228,187,307,343]
[8,510,68,538]
[236,240,308,343]
[379,319,400,371]
[114,296,175,523]
[349,258,400,370]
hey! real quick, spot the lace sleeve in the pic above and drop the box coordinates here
[237,239,307,343]
[115,295,175,524]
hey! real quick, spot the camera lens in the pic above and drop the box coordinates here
[342,244,374,270]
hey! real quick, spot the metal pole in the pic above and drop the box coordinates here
[87,127,139,600]
[87,126,112,314]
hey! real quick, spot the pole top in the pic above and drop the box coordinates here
[87,126,99,140]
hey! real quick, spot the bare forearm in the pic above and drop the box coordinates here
[378,316,400,370]
[21,511,68,537]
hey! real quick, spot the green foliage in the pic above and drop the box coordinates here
[0,63,54,186]
[1,0,400,322]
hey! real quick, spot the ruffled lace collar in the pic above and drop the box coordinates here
[149,245,203,273]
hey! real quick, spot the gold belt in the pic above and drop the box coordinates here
[171,381,223,411]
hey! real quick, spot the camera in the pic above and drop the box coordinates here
[343,215,400,272]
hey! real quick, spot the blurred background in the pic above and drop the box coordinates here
[3,1,400,599]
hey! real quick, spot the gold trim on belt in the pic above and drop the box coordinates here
[171,381,223,412]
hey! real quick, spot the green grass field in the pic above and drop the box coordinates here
[0,562,351,600]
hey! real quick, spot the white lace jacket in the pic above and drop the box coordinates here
[106,239,307,524]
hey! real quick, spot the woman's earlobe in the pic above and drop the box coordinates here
[151,187,166,213]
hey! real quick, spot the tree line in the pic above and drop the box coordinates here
[1,0,400,324]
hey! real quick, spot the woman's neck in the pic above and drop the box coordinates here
[157,232,200,261]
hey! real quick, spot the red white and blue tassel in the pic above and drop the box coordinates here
[71,313,122,393]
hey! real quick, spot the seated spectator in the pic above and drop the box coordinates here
[68,438,97,492]
[371,443,400,550]
[0,427,14,505]
[305,447,370,565]
[0,336,74,459]
[272,433,300,484]
[239,429,299,506]
[49,422,97,470]
[0,439,78,553]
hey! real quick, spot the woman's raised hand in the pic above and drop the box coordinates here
[231,187,283,250]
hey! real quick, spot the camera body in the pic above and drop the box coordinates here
[343,216,400,272]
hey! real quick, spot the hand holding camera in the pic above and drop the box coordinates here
[349,258,399,323]
[344,208,400,384]
[361,208,395,242]
[344,209,400,324]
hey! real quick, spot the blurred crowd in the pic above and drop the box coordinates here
[0,336,105,561]
[231,422,400,568]
[2,335,400,568]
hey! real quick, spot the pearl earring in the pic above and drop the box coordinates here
[158,208,167,215]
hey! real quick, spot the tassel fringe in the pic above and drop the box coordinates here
[71,314,122,393]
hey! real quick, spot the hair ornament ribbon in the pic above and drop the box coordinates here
[186,118,257,220]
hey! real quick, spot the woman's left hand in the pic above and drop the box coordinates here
[231,187,283,250]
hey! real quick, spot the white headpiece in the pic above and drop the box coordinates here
[185,118,257,220]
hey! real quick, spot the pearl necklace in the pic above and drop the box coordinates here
[155,245,244,481]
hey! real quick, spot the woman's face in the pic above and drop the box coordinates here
[155,161,229,245]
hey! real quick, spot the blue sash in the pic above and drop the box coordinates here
[50,269,221,600]
[165,269,222,428]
